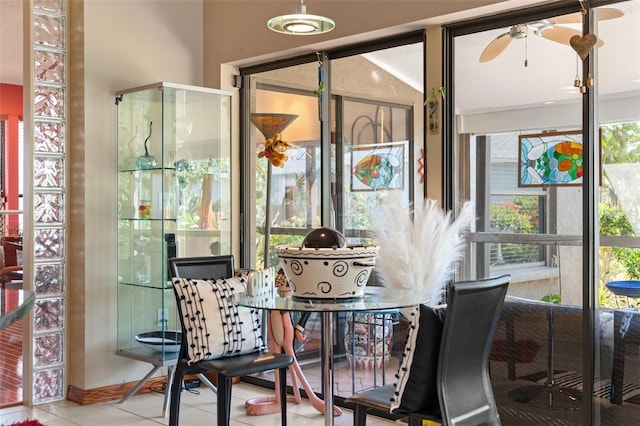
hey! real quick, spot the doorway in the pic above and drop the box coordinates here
[447,1,640,424]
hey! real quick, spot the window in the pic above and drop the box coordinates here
[0,118,24,234]
[599,120,640,306]
[241,34,424,269]
[486,133,547,268]
[338,98,413,240]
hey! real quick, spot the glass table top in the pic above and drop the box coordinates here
[0,289,35,330]
[234,286,430,312]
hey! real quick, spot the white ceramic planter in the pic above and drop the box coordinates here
[344,312,393,370]
[276,244,379,299]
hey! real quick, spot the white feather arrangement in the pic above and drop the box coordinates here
[374,193,474,308]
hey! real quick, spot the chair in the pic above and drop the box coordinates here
[347,275,510,426]
[610,308,640,404]
[0,236,23,289]
[168,255,236,397]
[169,255,234,282]
[168,255,294,426]
[505,297,583,410]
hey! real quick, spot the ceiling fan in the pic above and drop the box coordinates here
[479,7,623,65]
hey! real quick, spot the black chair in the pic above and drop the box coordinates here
[168,255,236,396]
[168,255,294,426]
[347,275,510,426]
[169,255,235,282]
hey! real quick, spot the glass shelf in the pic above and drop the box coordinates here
[115,82,232,362]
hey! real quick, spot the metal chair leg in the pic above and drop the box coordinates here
[279,366,288,426]
[353,404,368,426]
[163,365,174,417]
[168,367,184,426]
[217,374,233,426]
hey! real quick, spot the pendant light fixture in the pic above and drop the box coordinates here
[268,0,335,35]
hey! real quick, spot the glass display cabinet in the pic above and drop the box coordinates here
[115,82,232,392]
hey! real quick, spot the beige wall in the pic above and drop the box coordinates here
[425,26,442,202]
[202,0,511,86]
[75,0,524,391]
[76,0,204,390]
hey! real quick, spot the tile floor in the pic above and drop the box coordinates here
[0,381,396,426]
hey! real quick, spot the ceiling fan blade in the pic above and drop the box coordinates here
[479,33,511,63]
[551,8,623,24]
[539,26,582,45]
[541,26,605,48]
[597,7,625,20]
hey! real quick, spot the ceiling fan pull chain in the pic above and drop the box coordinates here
[524,34,528,67]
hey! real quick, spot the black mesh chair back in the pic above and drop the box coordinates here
[347,274,510,426]
[168,255,293,426]
[169,255,234,281]
[437,275,509,425]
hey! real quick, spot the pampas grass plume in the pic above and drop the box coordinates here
[374,193,473,307]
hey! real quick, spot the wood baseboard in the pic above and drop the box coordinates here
[66,373,240,405]
[67,376,167,405]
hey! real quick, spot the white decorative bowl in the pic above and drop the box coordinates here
[276,244,379,300]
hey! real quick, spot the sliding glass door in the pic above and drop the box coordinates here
[241,35,423,270]
[248,67,322,269]
[239,33,423,400]
[448,1,639,424]
[596,2,640,424]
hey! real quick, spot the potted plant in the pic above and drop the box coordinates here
[426,86,446,132]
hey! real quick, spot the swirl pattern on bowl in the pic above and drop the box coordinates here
[276,244,379,299]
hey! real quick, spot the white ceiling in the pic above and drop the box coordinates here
[366,0,640,116]
[0,0,22,85]
[455,1,640,114]
[2,0,639,116]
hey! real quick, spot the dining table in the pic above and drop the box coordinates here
[1,288,35,330]
[235,286,430,426]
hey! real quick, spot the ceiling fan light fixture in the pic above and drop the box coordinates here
[509,24,528,39]
[268,0,335,35]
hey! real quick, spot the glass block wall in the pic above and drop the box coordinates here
[29,0,67,404]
